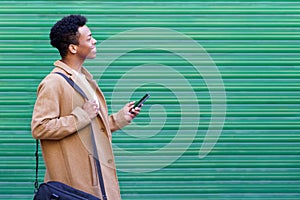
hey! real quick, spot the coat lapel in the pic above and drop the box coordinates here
[80,67,111,133]
[53,60,111,135]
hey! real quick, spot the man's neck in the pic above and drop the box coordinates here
[61,57,84,72]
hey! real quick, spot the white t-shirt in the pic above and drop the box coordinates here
[72,69,100,108]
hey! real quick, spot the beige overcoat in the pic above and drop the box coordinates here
[31,60,130,199]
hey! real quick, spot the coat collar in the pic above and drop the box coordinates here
[53,60,94,82]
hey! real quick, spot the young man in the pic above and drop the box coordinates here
[31,14,140,199]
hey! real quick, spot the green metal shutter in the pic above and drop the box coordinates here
[1,1,300,199]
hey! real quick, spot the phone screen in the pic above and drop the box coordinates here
[134,93,150,108]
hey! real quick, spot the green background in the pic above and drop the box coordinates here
[1,0,300,199]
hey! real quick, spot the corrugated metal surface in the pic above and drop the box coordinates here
[1,1,300,199]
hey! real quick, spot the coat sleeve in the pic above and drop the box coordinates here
[108,109,131,133]
[31,75,91,140]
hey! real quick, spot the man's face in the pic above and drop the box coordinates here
[77,25,97,59]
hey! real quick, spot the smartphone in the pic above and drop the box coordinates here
[131,93,150,111]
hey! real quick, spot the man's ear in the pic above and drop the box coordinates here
[68,44,78,54]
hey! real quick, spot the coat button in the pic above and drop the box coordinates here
[108,159,113,164]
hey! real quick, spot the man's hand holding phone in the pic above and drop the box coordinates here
[130,93,150,114]
[121,93,150,123]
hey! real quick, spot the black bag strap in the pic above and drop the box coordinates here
[34,140,39,193]
[55,72,89,100]
[34,72,107,200]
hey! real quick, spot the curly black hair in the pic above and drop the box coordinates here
[50,14,87,58]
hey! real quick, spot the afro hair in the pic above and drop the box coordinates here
[50,14,87,58]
